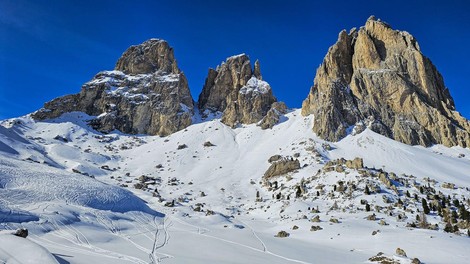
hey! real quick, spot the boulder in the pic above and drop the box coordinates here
[264,157,300,178]
[14,228,28,238]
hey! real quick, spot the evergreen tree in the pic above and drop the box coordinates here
[422,198,430,214]
[459,205,469,220]
[365,203,371,212]
[364,185,370,195]
[451,210,458,223]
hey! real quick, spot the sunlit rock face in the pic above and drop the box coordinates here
[301,16,470,147]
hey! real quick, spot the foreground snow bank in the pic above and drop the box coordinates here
[0,157,155,214]
[0,232,59,264]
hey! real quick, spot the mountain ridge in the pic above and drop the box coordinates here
[31,17,470,147]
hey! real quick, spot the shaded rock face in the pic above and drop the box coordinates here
[301,16,470,147]
[198,54,282,128]
[33,39,194,136]
[259,102,288,129]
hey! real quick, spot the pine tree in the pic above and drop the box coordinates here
[422,198,430,214]
[451,210,458,223]
[459,205,469,220]
[364,185,370,195]
[365,204,371,212]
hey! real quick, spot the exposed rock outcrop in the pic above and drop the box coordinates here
[33,39,193,136]
[198,54,284,128]
[264,157,300,179]
[259,102,288,129]
[301,16,470,147]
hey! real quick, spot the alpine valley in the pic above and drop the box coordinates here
[1,17,470,264]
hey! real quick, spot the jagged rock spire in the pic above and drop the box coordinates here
[301,17,470,147]
[115,39,180,75]
[198,54,285,128]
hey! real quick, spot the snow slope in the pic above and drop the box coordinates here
[0,232,58,264]
[0,109,469,263]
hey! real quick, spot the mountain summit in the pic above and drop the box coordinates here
[33,42,285,134]
[32,39,194,136]
[301,16,470,147]
[198,54,286,128]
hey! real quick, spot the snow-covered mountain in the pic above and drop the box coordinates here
[1,17,470,264]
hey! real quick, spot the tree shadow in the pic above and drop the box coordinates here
[53,254,72,264]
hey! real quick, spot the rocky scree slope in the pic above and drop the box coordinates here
[32,39,194,136]
[198,54,287,128]
[301,16,470,147]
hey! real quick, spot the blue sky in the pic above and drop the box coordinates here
[1,0,469,120]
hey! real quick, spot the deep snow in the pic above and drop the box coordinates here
[0,109,469,263]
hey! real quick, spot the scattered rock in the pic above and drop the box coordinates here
[395,248,407,257]
[367,214,377,221]
[203,141,216,147]
[442,182,455,189]
[310,225,323,231]
[53,135,68,142]
[134,183,144,189]
[379,219,388,226]
[14,228,28,238]
[274,230,290,238]
[164,200,175,207]
[369,252,399,264]
[329,218,340,224]
[311,215,321,222]
[177,144,188,150]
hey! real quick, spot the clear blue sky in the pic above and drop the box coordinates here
[1,0,469,120]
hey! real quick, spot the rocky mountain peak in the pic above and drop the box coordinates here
[115,39,180,75]
[198,54,285,128]
[301,17,470,147]
[33,39,193,136]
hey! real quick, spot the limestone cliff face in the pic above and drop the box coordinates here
[198,54,284,128]
[33,39,194,136]
[302,16,470,147]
